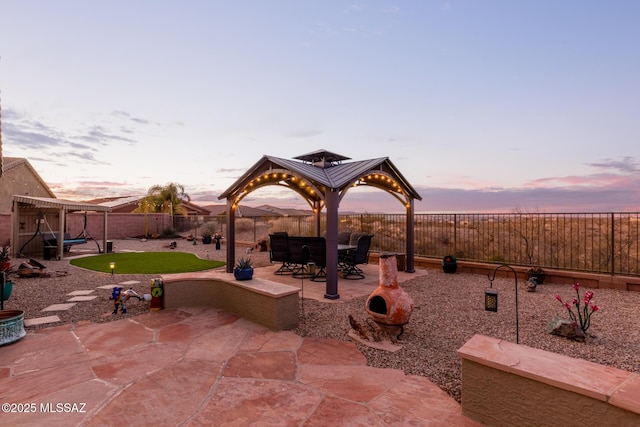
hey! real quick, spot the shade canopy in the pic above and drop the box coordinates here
[218,149,422,299]
[12,195,111,259]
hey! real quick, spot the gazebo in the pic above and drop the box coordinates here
[218,149,422,299]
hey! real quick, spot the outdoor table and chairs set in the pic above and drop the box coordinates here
[269,231,373,281]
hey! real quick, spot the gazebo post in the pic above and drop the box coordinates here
[406,199,416,273]
[324,189,339,299]
[313,201,321,236]
[226,199,236,273]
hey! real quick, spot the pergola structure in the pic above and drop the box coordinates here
[218,149,422,299]
[12,195,111,260]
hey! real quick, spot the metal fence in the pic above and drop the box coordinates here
[176,212,640,277]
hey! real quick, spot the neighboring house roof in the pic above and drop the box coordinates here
[203,204,227,215]
[95,196,211,215]
[2,157,56,198]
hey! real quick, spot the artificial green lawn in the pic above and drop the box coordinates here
[70,252,225,274]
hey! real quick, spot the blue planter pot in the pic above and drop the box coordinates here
[233,268,254,281]
[1,281,12,301]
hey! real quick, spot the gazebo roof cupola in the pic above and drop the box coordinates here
[293,149,351,169]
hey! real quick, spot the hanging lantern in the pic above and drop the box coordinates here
[484,288,498,312]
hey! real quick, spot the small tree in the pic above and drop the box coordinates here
[134,182,191,229]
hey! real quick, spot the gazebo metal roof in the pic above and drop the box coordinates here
[219,149,422,299]
[219,150,421,210]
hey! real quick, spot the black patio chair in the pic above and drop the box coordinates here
[341,234,373,280]
[269,233,294,275]
[337,231,352,245]
[303,237,327,282]
[288,236,314,278]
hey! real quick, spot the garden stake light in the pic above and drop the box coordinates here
[486,264,519,344]
[109,262,115,275]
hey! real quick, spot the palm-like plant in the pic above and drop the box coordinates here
[135,182,191,215]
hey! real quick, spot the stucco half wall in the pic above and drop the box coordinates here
[161,271,300,330]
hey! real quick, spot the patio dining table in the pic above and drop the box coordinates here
[337,244,357,252]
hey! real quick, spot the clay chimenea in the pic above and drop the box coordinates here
[366,254,414,339]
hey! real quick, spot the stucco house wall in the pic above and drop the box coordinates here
[0,157,56,246]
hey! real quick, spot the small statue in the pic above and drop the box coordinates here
[110,287,143,314]
[526,277,537,292]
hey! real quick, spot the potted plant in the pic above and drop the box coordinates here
[0,246,10,272]
[233,257,254,281]
[442,255,457,274]
[0,253,24,346]
[200,224,217,244]
[527,266,546,284]
[201,229,213,244]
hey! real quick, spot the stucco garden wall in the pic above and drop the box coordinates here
[457,335,640,426]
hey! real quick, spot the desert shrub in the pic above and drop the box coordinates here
[161,227,179,238]
[235,218,254,233]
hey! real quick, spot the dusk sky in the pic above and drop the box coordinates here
[1,1,639,213]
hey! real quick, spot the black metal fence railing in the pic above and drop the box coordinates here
[175,212,640,277]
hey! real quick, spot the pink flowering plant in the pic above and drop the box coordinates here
[554,282,600,334]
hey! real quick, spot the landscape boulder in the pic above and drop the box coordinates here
[547,316,585,342]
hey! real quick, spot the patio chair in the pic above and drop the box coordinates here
[288,236,314,278]
[338,231,352,245]
[304,237,327,282]
[269,233,294,275]
[341,234,373,280]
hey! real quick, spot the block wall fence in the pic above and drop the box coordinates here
[65,213,173,240]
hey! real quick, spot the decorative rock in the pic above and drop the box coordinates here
[548,316,585,342]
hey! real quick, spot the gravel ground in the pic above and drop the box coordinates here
[3,237,640,403]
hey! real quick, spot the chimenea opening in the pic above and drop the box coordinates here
[368,295,387,315]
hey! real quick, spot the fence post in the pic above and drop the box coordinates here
[611,212,615,276]
[454,213,458,255]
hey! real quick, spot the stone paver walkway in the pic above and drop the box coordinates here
[0,307,480,426]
